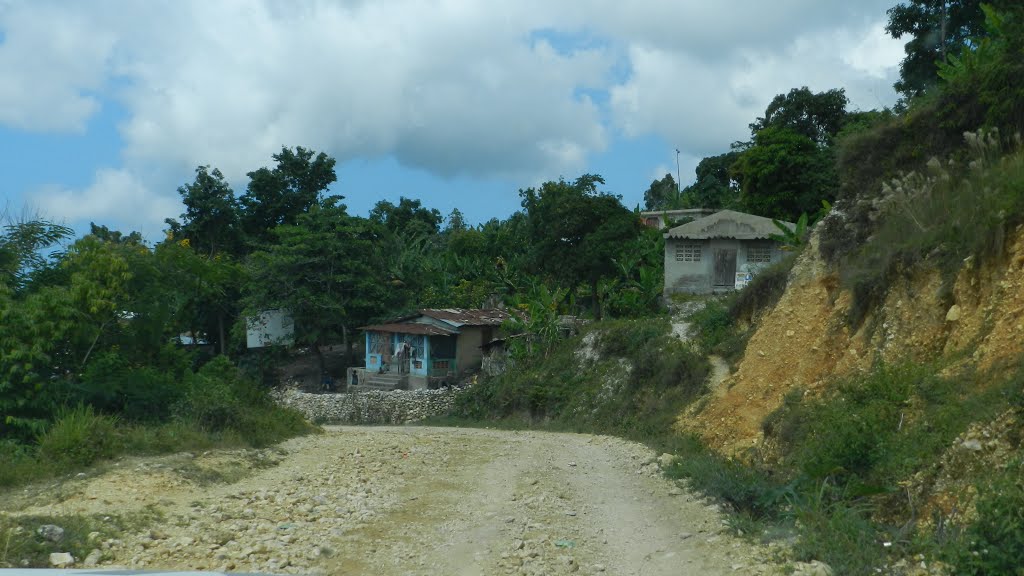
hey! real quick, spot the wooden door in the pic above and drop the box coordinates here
[713,249,737,287]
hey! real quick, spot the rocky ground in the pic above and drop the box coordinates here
[2,427,784,575]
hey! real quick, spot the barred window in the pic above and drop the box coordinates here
[747,244,773,263]
[675,243,702,262]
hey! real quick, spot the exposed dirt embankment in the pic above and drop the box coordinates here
[683,225,1024,455]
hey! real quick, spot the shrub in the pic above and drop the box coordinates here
[453,318,709,441]
[36,405,120,468]
[792,484,886,576]
[233,405,313,448]
[951,459,1024,575]
[728,253,797,324]
[664,435,787,521]
[174,356,268,432]
[689,298,734,352]
[77,352,187,422]
[598,318,669,358]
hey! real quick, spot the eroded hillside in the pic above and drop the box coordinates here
[682,223,1024,455]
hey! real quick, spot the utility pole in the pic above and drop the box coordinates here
[675,148,681,206]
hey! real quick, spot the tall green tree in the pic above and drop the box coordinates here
[642,173,678,210]
[0,217,72,293]
[166,166,243,257]
[370,197,443,238]
[885,0,1013,99]
[244,199,387,374]
[731,127,838,220]
[239,147,338,247]
[749,86,849,145]
[520,174,641,319]
[680,151,741,209]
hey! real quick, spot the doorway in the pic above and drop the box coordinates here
[713,248,737,289]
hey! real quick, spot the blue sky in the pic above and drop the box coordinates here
[0,0,905,241]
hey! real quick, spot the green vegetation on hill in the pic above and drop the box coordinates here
[452,318,708,441]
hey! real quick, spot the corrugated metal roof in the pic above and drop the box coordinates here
[665,210,794,240]
[418,308,513,326]
[360,323,457,336]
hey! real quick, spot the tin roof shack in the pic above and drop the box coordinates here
[356,308,513,390]
[664,210,794,296]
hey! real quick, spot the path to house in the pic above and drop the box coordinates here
[3,427,777,575]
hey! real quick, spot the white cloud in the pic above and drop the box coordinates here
[30,168,180,236]
[2,0,905,213]
[609,16,903,159]
[101,1,610,181]
[0,2,115,132]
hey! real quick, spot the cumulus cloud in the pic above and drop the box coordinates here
[609,15,903,160]
[102,1,611,181]
[30,168,180,235]
[0,2,115,132]
[2,0,905,215]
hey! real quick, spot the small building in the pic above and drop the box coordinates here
[353,308,514,390]
[663,210,794,295]
[246,309,295,348]
[639,208,717,229]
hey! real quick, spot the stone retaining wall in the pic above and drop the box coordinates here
[272,387,461,424]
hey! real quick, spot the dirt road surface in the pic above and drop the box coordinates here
[3,427,778,575]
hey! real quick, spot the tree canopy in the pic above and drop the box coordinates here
[885,0,1014,99]
[749,87,850,146]
[240,146,338,247]
[520,174,642,318]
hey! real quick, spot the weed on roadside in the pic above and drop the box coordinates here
[0,508,160,568]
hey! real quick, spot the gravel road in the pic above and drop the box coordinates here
[4,427,778,575]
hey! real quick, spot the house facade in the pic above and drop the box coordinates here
[663,210,794,295]
[352,308,513,390]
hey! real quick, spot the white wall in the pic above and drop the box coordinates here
[246,309,295,348]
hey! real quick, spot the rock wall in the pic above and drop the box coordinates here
[273,388,460,424]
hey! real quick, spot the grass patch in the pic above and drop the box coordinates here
[0,508,161,568]
[948,458,1024,575]
[791,484,888,576]
[662,435,789,524]
[759,361,1023,572]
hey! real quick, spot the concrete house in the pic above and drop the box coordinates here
[663,210,795,295]
[352,308,514,390]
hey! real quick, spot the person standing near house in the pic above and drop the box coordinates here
[397,342,410,374]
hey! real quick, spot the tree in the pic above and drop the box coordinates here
[519,174,642,319]
[89,223,143,246]
[244,199,387,375]
[642,173,678,210]
[239,147,338,246]
[166,166,242,257]
[0,216,73,293]
[680,151,741,209]
[885,0,1013,99]
[730,127,838,220]
[370,197,443,237]
[443,208,468,233]
[749,87,849,146]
